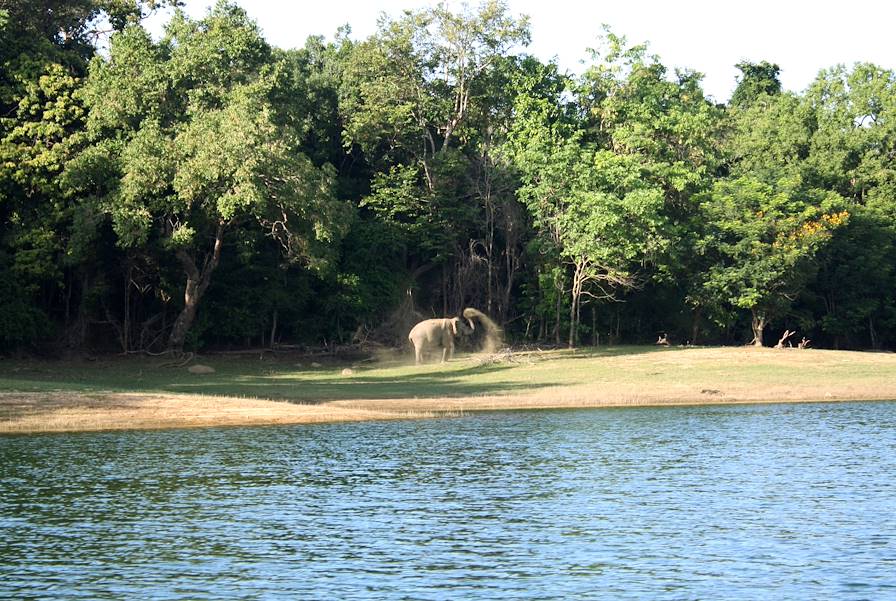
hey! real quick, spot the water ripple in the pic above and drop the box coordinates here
[1,402,895,599]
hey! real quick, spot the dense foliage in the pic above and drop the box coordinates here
[2,0,895,353]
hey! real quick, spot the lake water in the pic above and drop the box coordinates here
[1,402,895,599]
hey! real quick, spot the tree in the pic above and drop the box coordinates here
[339,1,530,314]
[68,3,350,351]
[513,137,667,347]
[544,30,720,346]
[698,175,847,346]
[341,1,529,180]
[0,0,176,349]
[801,63,896,347]
[809,198,896,349]
[507,59,669,346]
[727,91,812,179]
[730,60,781,107]
[557,181,666,348]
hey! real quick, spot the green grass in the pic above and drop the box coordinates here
[2,345,895,405]
[0,349,545,401]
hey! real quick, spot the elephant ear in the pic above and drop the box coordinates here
[450,318,458,336]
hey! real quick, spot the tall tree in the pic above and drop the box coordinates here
[506,42,671,347]
[68,3,350,351]
[698,175,847,345]
[0,0,176,349]
[339,1,530,314]
[577,30,723,344]
[802,64,896,347]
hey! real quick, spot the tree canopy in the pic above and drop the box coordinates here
[2,1,895,353]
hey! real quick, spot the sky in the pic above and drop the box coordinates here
[144,0,896,103]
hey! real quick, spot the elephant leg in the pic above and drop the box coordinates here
[441,346,448,363]
[415,344,423,365]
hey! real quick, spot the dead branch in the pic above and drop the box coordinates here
[775,329,796,349]
[159,351,195,368]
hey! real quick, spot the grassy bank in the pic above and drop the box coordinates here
[1,346,895,433]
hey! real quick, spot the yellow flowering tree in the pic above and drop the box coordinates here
[699,175,848,346]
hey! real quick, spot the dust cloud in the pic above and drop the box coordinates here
[463,307,503,353]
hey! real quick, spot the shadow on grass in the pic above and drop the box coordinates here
[180,359,559,402]
[0,359,548,403]
[0,345,688,403]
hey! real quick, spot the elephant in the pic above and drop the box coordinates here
[408,315,475,364]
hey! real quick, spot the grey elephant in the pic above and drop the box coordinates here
[408,314,475,364]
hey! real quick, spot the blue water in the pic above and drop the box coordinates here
[1,402,895,599]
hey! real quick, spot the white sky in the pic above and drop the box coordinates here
[144,0,896,103]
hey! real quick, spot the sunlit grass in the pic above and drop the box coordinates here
[1,345,895,400]
[2,346,895,433]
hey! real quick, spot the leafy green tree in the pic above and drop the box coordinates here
[513,136,667,347]
[698,175,847,345]
[68,3,350,351]
[0,0,176,349]
[801,63,896,347]
[0,63,83,300]
[339,1,530,314]
[502,58,573,342]
[507,50,670,346]
[341,1,529,176]
[727,92,812,179]
[578,30,723,200]
[809,199,896,348]
[580,31,724,342]
[730,60,781,107]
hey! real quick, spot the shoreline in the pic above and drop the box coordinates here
[2,389,893,435]
[3,346,895,434]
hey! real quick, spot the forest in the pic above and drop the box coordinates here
[2,0,895,355]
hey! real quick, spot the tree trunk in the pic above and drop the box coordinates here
[441,264,448,316]
[568,261,587,348]
[553,279,562,346]
[691,306,701,345]
[483,155,495,316]
[167,222,225,352]
[750,309,766,347]
[64,268,72,330]
[122,261,133,353]
[869,316,878,350]
[78,270,89,347]
[168,274,201,352]
[502,243,517,324]
[592,305,598,346]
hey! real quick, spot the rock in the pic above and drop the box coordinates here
[311,362,322,368]
[187,364,215,375]
[341,368,354,376]
[294,363,303,368]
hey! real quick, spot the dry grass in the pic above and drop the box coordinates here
[0,391,444,433]
[2,346,895,434]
